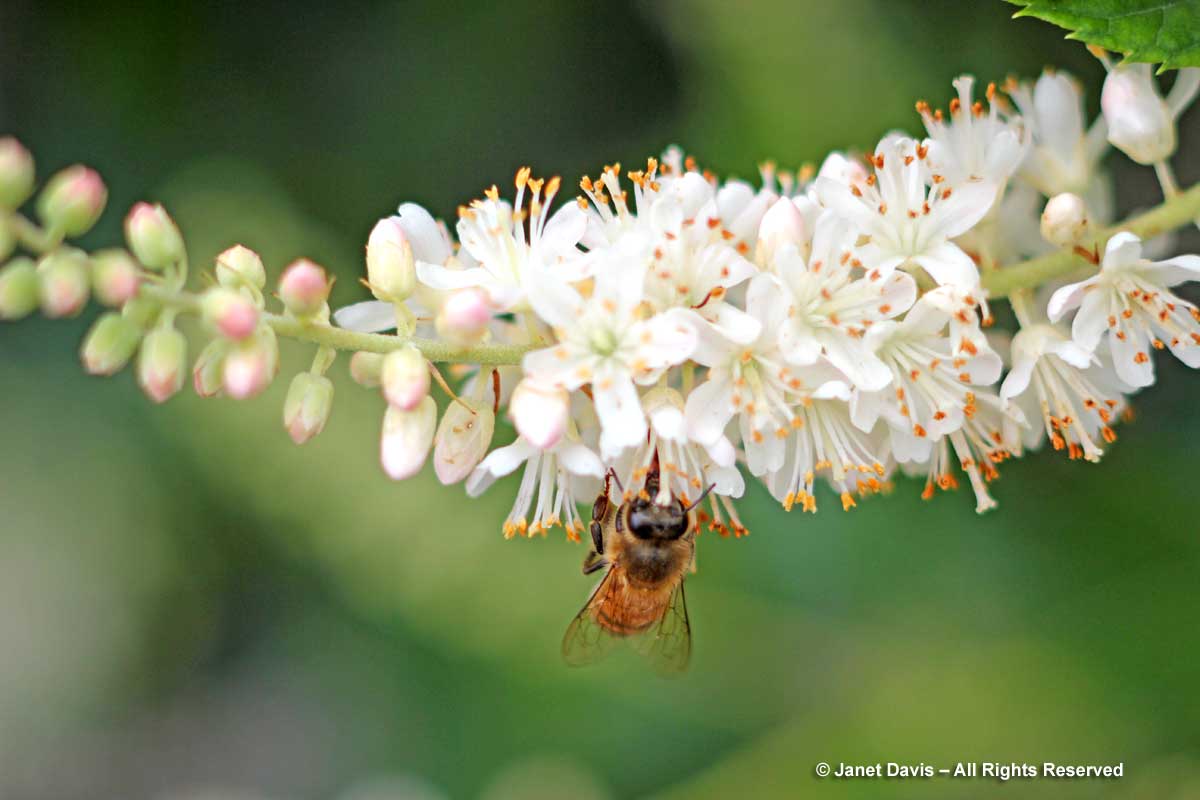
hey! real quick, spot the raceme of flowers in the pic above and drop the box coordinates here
[3,53,1200,540]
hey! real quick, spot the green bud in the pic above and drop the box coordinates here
[283,372,334,444]
[37,249,90,318]
[125,202,184,270]
[138,326,187,403]
[37,165,107,237]
[0,257,40,320]
[121,294,161,329]
[215,244,266,290]
[91,249,142,307]
[0,138,35,210]
[192,338,229,398]
[80,312,143,375]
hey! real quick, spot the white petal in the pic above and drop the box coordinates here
[778,319,823,366]
[1142,254,1200,287]
[526,272,584,330]
[416,262,493,292]
[1107,328,1155,388]
[633,310,698,374]
[555,441,605,478]
[911,241,981,288]
[540,202,587,256]
[334,300,396,332]
[1101,231,1143,270]
[466,438,535,496]
[1046,278,1093,322]
[522,345,595,390]
[593,369,648,457]
[684,376,735,445]
[397,203,452,265]
[1070,289,1109,352]
[697,302,762,346]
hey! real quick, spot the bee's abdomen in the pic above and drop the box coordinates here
[594,605,658,637]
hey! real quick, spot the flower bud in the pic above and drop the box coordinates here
[37,249,90,318]
[1040,193,1090,248]
[138,326,187,403]
[1102,65,1175,165]
[283,372,334,445]
[192,338,229,398]
[0,138,35,210]
[366,216,416,302]
[433,395,495,484]
[90,249,141,307]
[125,202,184,270]
[349,351,384,387]
[80,312,142,375]
[37,165,106,237]
[380,396,437,480]
[509,378,569,450]
[0,257,40,320]
[435,287,491,346]
[278,258,330,317]
[381,346,429,410]
[222,328,279,400]
[215,244,266,290]
[757,197,807,258]
[202,287,259,340]
[121,295,161,329]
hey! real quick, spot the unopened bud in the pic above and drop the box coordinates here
[349,351,384,387]
[1102,65,1175,165]
[435,287,491,346]
[0,138,35,210]
[91,249,141,307]
[283,372,334,445]
[279,258,330,317]
[1040,193,1091,247]
[121,295,161,329]
[381,346,429,410]
[138,326,187,403]
[215,244,266,290]
[380,396,437,480]
[366,216,416,302]
[125,202,184,269]
[202,287,259,340]
[192,338,229,398]
[757,197,807,258]
[510,378,569,450]
[222,328,279,400]
[37,249,90,318]
[434,394,495,484]
[81,312,142,375]
[37,165,106,237]
[0,257,40,320]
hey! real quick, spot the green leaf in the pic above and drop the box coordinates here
[1007,0,1200,71]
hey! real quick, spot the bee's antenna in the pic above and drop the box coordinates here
[605,467,625,495]
[683,483,717,514]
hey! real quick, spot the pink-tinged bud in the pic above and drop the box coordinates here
[37,165,107,237]
[90,249,141,307]
[137,327,187,403]
[435,287,491,346]
[756,197,807,258]
[37,250,90,318]
[192,338,229,398]
[380,396,436,480]
[81,312,142,376]
[509,378,569,450]
[0,257,40,320]
[349,351,384,387]
[1040,193,1090,248]
[381,346,429,410]
[433,394,495,484]
[279,258,330,317]
[202,287,260,340]
[215,244,266,290]
[283,372,334,445]
[125,202,184,270]
[1102,65,1175,165]
[366,216,416,302]
[0,137,35,210]
[222,328,279,400]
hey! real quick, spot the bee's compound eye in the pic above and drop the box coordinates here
[590,520,604,554]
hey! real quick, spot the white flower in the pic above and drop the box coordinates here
[522,245,697,458]
[466,434,604,539]
[380,396,437,480]
[768,210,917,390]
[918,75,1028,189]
[417,168,587,312]
[1100,62,1200,165]
[509,377,570,450]
[816,136,996,289]
[1048,232,1200,388]
[1000,324,1127,462]
[1006,70,1109,200]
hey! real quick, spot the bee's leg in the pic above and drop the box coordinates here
[582,551,608,575]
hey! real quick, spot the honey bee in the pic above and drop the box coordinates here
[561,457,712,673]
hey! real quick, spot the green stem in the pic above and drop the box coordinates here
[9,214,63,253]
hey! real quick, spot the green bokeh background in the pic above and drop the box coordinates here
[2,2,1199,798]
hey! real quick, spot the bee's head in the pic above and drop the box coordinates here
[627,496,689,541]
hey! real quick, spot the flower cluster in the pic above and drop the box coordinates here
[3,51,1200,539]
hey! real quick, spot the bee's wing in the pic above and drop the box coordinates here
[561,568,621,667]
[630,579,692,675]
